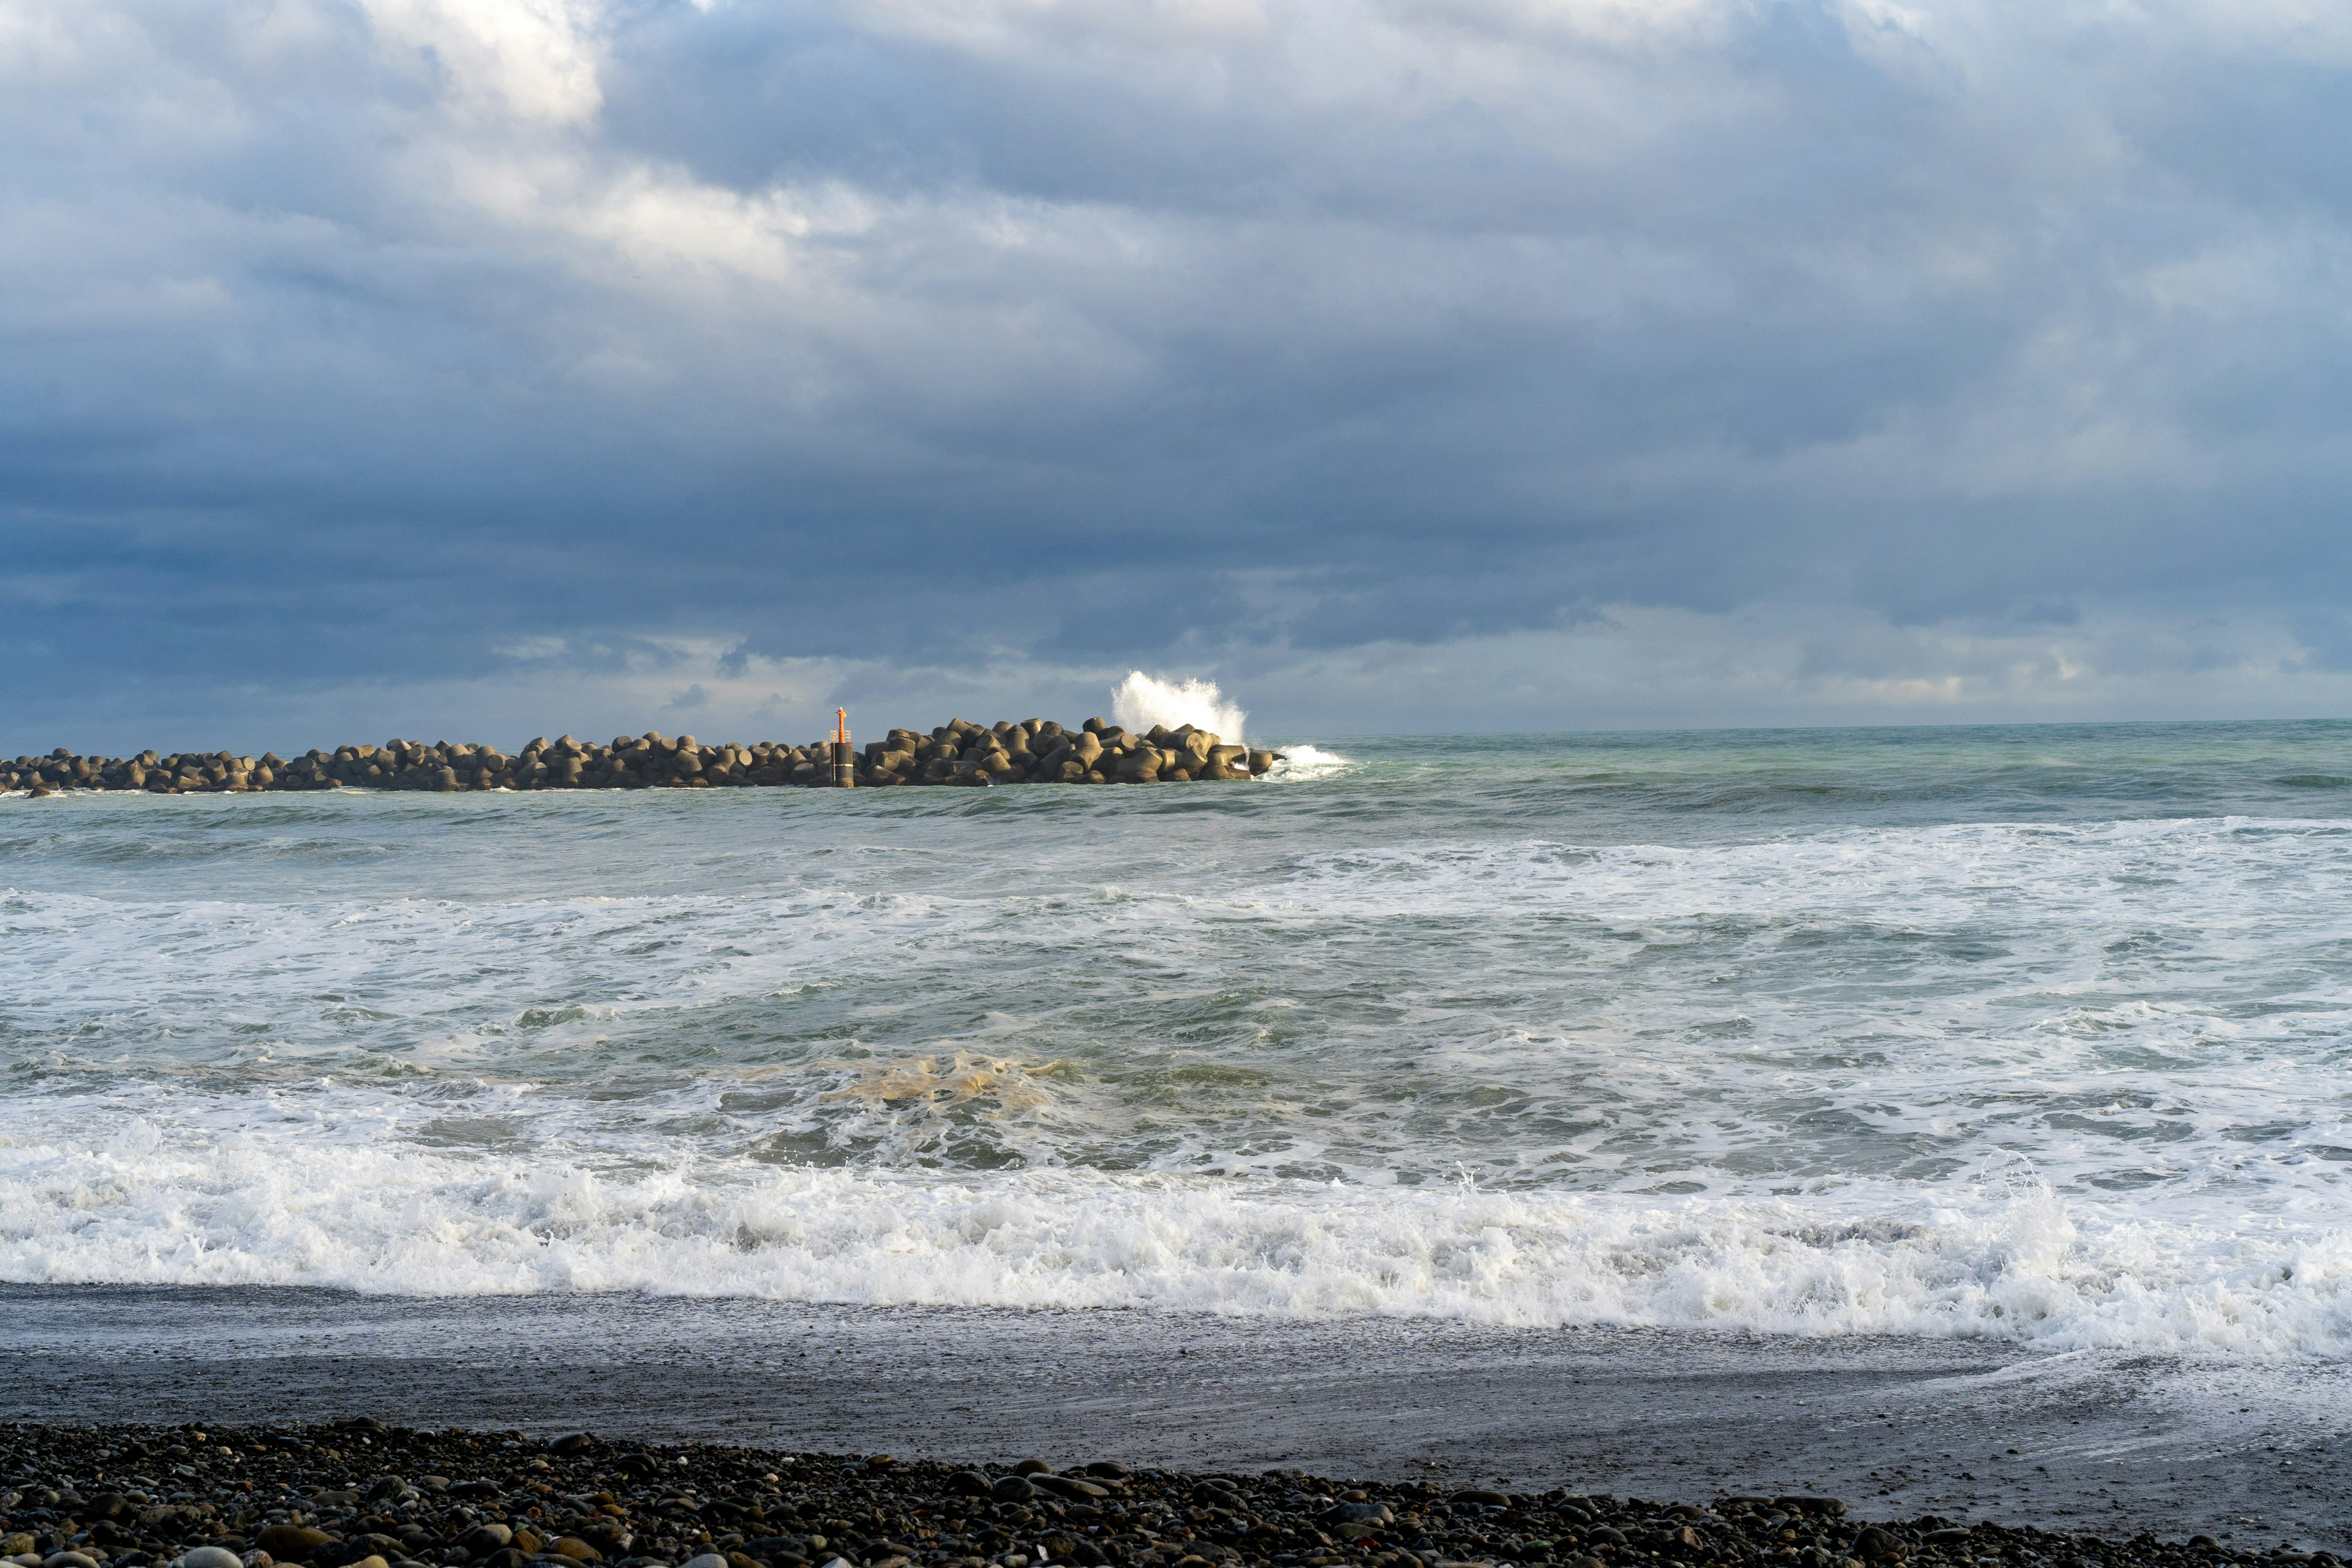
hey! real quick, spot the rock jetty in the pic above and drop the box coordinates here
[2,721,1283,796]
[0,1422,2293,1568]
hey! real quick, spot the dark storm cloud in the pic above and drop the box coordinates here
[6,0,2352,747]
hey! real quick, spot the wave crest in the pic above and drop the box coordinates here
[1110,672,1246,744]
[6,1129,2350,1357]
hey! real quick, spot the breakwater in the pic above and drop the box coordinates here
[4,718,1283,795]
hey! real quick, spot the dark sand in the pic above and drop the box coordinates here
[1,1287,2343,1555]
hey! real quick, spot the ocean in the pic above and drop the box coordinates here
[7,719,2352,1362]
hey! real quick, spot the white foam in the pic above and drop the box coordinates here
[1110,671,1246,744]
[1265,744,1351,779]
[3,1113,2351,1354]
[11,792,2352,1357]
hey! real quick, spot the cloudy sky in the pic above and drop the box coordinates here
[7,0,2352,750]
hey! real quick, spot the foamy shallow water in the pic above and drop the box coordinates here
[7,722,2352,1355]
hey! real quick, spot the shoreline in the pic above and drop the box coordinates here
[0,1289,2343,1556]
[0,1420,2296,1568]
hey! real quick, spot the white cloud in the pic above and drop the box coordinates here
[359,0,606,126]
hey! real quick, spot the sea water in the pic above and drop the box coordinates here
[6,720,2352,1357]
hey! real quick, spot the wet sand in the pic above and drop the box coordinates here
[1,1286,2343,1555]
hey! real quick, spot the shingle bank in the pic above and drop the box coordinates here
[5,718,1284,795]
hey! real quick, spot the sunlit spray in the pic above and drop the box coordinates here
[1110,671,1246,743]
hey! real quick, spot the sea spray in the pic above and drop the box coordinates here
[1112,671,1247,745]
[1267,744,1351,779]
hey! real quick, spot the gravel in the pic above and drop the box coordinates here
[0,1422,2318,1568]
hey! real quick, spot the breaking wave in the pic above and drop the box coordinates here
[1111,671,1247,744]
[2,1120,2348,1355]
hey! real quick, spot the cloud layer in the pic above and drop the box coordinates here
[6,0,2352,748]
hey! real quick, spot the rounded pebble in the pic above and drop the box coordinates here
[0,1419,2242,1568]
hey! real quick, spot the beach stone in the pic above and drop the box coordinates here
[990,1477,1036,1503]
[1847,1526,1900,1562]
[258,1529,335,1561]
[347,1556,390,1568]
[1777,1498,1845,1518]
[42,1555,99,1568]
[547,1542,599,1564]
[1,1537,31,1558]
[945,1473,992,1498]
[456,1528,512,1558]
[1030,1477,1108,1501]
[680,1556,729,1568]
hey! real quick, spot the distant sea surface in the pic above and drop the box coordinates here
[7,721,2352,1358]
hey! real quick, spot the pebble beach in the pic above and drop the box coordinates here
[0,1424,2296,1568]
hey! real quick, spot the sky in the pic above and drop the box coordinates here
[7,0,2352,752]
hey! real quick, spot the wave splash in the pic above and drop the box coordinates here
[1268,744,1351,779]
[4,1123,2350,1357]
[1111,672,1246,744]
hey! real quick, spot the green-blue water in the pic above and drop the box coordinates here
[4,720,2352,1349]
